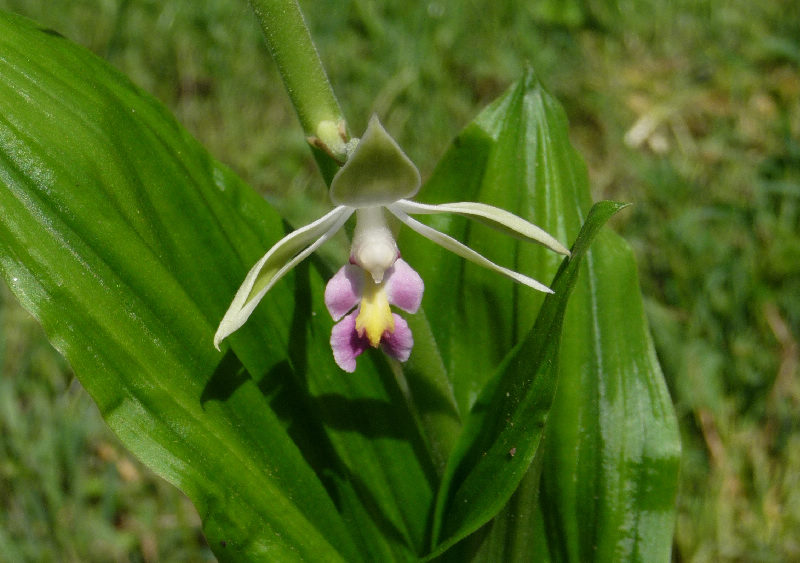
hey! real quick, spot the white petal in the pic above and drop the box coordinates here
[214,206,354,349]
[392,199,570,256]
[329,115,421,207]
[388,206,555,294]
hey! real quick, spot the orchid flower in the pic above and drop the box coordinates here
[214,115,570,371]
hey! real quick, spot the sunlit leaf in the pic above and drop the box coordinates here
[402,69,680,561]
[429,202,625,558]
[0,11,435,561]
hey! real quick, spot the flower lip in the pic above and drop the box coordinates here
[328,310,414,373]
[382,258,424,314]
[380,313,414,362]
[355,281,395,347]
[324,264,363,321]
[330,311,369,373]
[326,260,422,372]
[324,259,424,321]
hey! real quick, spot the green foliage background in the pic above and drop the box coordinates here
[0,0,797,560]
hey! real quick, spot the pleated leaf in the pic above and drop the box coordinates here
[0,11,435,561]
[400,69,680,560]
[428,201,624,558]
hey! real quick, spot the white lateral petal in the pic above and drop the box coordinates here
[392,199,570,256]
[388,206,555,294]
[214,206,354,348]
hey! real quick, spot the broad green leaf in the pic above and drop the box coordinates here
[0,11,355,561]
[428,201,625,558]
[0,11,436,561]
[399,309,462,476]
[491,72,682,563]
[539,229,682,563]
[402,70,680,560]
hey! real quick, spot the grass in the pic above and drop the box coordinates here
[0,0,797,560]
[0,282,212,561]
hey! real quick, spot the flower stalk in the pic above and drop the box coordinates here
[247,0,347,163]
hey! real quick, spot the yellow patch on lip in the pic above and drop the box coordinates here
[355,278,394,347]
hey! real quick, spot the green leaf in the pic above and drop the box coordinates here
[0,11,355,561]
[428,201,625,558]
[399,309,463,476]
[0,11,436,561]
[495,72,683,563]
[402,69,680,560]
[540,228,682,563]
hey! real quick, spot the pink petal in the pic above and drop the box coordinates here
[324,264,364,321]
[330,311,370,373]
[381,313,414,363]
[383,258,424,314]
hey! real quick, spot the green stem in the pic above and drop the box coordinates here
[248,0,347,168]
